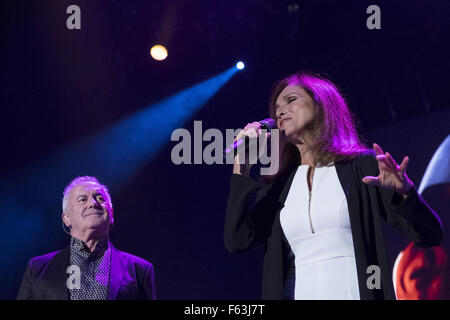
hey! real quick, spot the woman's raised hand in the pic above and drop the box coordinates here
[233,122,271,176]
[362,143,414,197]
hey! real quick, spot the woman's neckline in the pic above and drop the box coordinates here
[299,162,335,168]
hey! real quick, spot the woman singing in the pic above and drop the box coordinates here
[224,72,443,300]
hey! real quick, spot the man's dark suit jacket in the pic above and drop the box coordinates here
[16,243,157,300]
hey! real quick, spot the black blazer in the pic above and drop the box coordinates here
[224,150,443,300]
[17,243,157,300]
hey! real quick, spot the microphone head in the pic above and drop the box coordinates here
[259,118,276,130]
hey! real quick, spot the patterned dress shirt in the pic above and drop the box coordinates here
[69,236,111,300]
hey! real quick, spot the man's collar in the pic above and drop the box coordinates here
[70,235,110,257]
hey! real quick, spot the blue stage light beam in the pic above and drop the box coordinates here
[0,64,238,298]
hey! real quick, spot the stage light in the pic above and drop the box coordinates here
[150,44,168,61]
[236,61,245,70]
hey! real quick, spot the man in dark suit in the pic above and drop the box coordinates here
[17,176,157,300]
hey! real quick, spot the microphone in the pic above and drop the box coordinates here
[224,118,276,160]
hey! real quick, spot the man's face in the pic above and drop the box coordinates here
[64,183,113,235]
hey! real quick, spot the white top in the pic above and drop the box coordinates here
[280,164,360,300]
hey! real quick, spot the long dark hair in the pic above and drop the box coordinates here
[265,72,368,182]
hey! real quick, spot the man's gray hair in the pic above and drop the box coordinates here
[62,176,113,213]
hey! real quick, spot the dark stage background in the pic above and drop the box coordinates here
[1,0,449,299]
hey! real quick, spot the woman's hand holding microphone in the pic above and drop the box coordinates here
[233,122,271,177]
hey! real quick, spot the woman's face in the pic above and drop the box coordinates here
[275,84,316,143]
